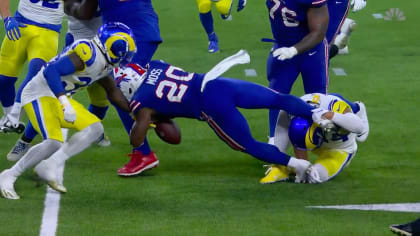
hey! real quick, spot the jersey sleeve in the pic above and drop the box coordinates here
[68,41,96,69]
[298,0,327,8]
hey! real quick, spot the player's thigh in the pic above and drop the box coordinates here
[267,51,300,94]
[299,41,329,94]
[23,97,63,142]
[27,26,59,62]
[196,0,212,13]
[0,29,31,77]
[61,98,101,131]
[215,0,233,15]
[87,82,110,107]
[313,148,354,179]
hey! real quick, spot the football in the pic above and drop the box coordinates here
[154,119,181,145]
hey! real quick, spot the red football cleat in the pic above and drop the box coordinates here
[117,151,159,176]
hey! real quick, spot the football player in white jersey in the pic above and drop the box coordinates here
[0,0,64,132]
[0,22,136,200]
[261,93,369,183]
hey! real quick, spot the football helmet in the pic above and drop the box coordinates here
[288,117,323,151]
[94,22,137,66]
[114,64,146,101]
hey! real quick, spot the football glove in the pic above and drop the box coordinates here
[3,17,26,41]
[351,0,367,12]
[59,96,77,123]
[237,0,246,12]
[272,47,298,61]
[311,107,330,125]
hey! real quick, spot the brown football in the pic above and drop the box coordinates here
[154,119,181,145]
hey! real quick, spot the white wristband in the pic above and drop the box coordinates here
[58,95,71,107]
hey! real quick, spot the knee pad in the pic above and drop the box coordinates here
[197,0,212,13]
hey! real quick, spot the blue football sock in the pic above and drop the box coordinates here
[88,104,109,120]
[16,58,46,103]
[199,12,214,36]
[268,109,280,137]
[329,93,360,113]
[0,75,17,108]
[133,42,159,68]
[23,121,38,142]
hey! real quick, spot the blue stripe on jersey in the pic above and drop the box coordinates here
[15,11,62,33]
[32,100,48,139]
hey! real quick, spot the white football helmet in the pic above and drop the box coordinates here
[114,64,146,101]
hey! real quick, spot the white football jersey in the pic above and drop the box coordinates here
[18,0,64,25]
[21,39,113,105]
[67,8,102,41]
[300,93,358,153]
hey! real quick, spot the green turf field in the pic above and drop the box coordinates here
[1,1,420,235]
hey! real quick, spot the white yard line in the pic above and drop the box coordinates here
[307,203,420,213]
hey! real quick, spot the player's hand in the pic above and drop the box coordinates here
[311,107,330,125]
[3,17,26,41]
[237,0,246,12]
[272,47,298,61]
[58,95,77,123]
[351,0,366,12]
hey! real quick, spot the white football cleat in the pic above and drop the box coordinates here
[96,133,111,147]
[334,18,356,49]
[355,101,369,142]
[306,166,322,183]
[35,160,67,193]
[7,139,31,161]
[0,170,20,200]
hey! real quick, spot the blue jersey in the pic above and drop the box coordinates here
[326,0,350,44]
[130,61,204,119]
[266,0,327,46]
[98,0,161,43]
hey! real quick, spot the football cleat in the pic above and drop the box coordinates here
[117,151,159,176]
[0,170,19,200]
[7,139,31,161]
[0,121,25,134]
[334,18,356,49]
[35,159,67,193]
[389,223,414,236]
[208,32,219,53]
[260,165,289,184]
[338,46,349,54]
[355,101,369,142]
[96,133,111,147]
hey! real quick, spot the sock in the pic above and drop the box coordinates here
[133,138,151,155]
[23,121,38,142]
[134,42,159,68]
[0,75,17,107]
[329,44,339,59]
[15,58,46,103]
[269,108,280,137]
[10,139,62,177]
[88,104,109,120]
[199,12,214,36]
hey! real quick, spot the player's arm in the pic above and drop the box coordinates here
[98,75,131,112]
[293,5,329,54]
[0,0,11,18]
[130,108,156,148]
[321,108,366,134]
[63,0,98,20]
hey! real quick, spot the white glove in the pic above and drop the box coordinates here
[58,95,77,123]
[351,0,366,12]
[287,157,311,183]
[272,47,298,61]
[311,107,330,124]
[306,166,322,183]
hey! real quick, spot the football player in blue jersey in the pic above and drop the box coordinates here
[195,0,246,53]
[114,50,332,182]
[0,22,136,200]
[265,0,330,145]
[64,0,163,176]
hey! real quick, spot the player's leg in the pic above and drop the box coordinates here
[333,18,357,53]
[326,0,350,60]
[215,0,233,20]
[196,0,219,53]
[86,83,111,146]
[133,41,160,68]
[266,45,300,139]
[306,148,355,183]
[114,107,159,176]
[35,98,103,193]
[0,97,64,199]
[300,39,329,94]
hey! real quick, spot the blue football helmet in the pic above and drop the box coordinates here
[288,117,323,151]
[95,22,137,66]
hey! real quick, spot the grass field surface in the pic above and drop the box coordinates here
[0,0,419,235]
